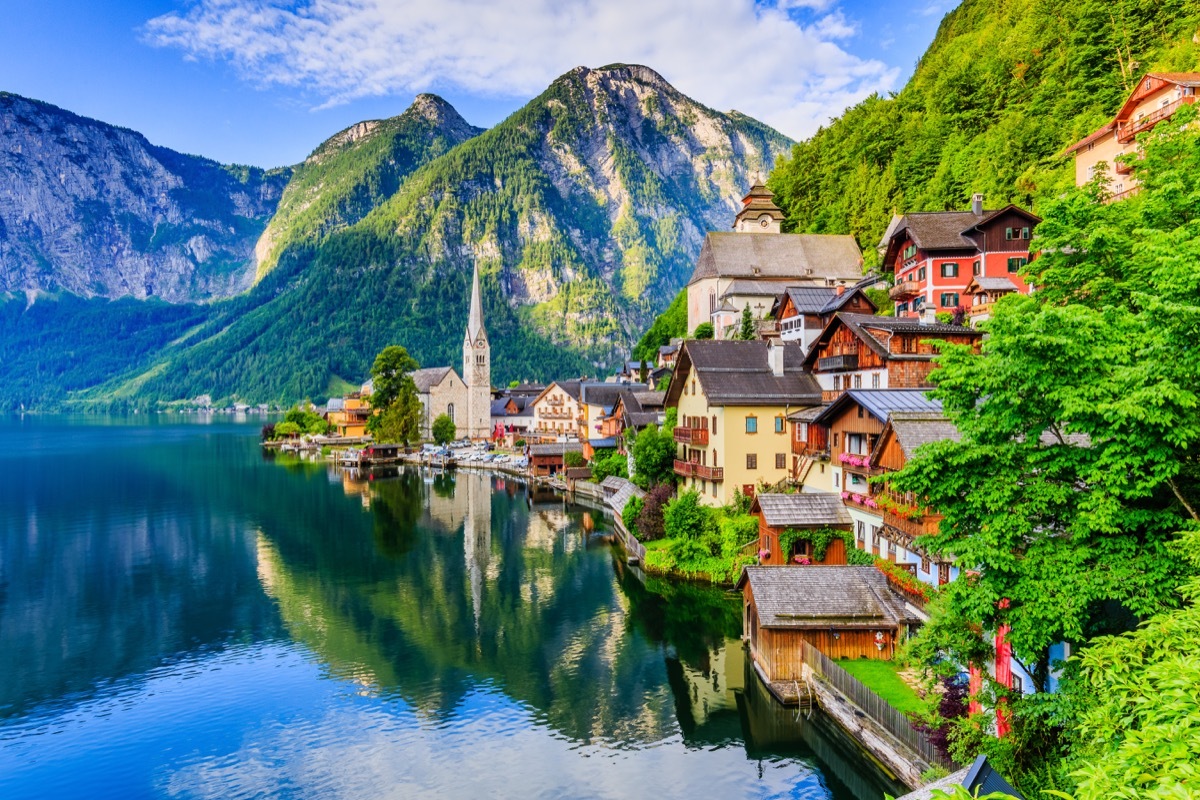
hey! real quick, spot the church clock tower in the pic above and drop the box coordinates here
[463,263,491,439]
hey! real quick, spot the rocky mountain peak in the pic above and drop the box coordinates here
[406,93,481,139]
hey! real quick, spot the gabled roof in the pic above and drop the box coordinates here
[812,389,943,427]
[752,493,852,528]
[773,285,877,318]
[875,411,961,463]
[667,340,821,407]
[606,478,647,517]
[1063,121,1117,155]
[803,313,980,367]
[736,566,920,628]
[787,405,827,422]
[688,232,863,286]
[326,397,345,412]
[531,380,583,407]
[965,276,1020,294]
[579,382,628,411]
[411,366,457,393]
[1115,72,1200,121]
[882,205,1041,257]
[491,396,531,416]
[721,279,792,298]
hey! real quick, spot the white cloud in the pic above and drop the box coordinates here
[143,0,898,139]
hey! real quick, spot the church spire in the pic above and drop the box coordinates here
[467,262,487,342]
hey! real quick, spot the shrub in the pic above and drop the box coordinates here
[663,489,710,542]
[564,450,586,468]
[431,413,456,445]
[637,483,674,541]
[261,423,275,441]
[274,420,301,437]
[622,495,643,534]
[589,448,628,482]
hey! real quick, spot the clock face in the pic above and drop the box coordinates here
[760,216,770,228]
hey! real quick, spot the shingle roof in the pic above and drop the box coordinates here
[688,232,863,285]
[754,493,852,528]
[966,276,1020,293]
[580,382,627,410]
[676,340,822,406]
[607,478,647,517]
[779,286,865,316]
[721,279,791,298]
[599,475,626,491]
[812,389,942,427]
[787,405,827,422]
[633,391,665,407]
[887,411,961,458]
[528,442,583,456]
[737,566,920,627]
[805,312,980,365]
[411,366,456,393]
[658,344,679,356]
[893,210,989,250]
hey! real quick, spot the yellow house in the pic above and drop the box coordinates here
[665,340,822,506]
[325,394,373,437]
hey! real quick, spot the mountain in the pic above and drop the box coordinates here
[0,92,289,302]
[97,64,793,405]
[766,0,1200,261]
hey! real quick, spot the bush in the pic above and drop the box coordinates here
[622,495,643,534]
[637,483,674,541]
[431,413,456,445]
[663,489,711,542]
[590,448,628,482]
[274,420,301,437]
[692,322,714,339]
[564,450,586,468]
[261,423,275,441]
[514,439,526,447]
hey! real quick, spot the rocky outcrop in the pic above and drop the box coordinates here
[0,92,288,302]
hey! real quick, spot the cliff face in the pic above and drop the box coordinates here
[0,92,289,302]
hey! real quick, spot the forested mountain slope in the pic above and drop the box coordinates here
[768,0,1200,261]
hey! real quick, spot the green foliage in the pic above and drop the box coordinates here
[283,405,331,435]
[274,421,301,437]
[369,345,419,411]
[836,659,926,716]
[372,395,421,445]
[647,492,758,583]
[654,373,671,392]
[778,526,852,563]
[633,288,686,361]
[738,303,754,340]
[431,413,456,445]
[631,423,676,489]
[692,322,714,340]
[588,448,627,482]
[563,451,586,469]
[864,287,894,317]
[768,0,1200,256]
[622,495,643,534]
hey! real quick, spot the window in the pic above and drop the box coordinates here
[1021,227,1030,239]
[796,422,808,443]
[871,372,881,389]
[897,302,909,314]
[917,267,927,281]
[901,336,916,354]
[847,433,866,455]
[1011,673,1024,694]
[940,292,959,308]
[1007,257,1028,273]
[856,522,865,546]
[447,403,455,422]
[746,453,757,470]
[775,453,786,469]
[939,262,959,278]
[745,416,757,434]
[1086,165,1096,180]
[972,259,981,276]
[921,556,931,573]
[833,471,839,488]
[712,415,717,435]
[1005,227,1014,240]
[775,416,785,434]
[832,433,839,447]
[903,244,917,259]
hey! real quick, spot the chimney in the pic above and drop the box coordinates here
[971,193,984,216]
[920,306,938,326]
[835,281,846,296]
[767,339,785,377]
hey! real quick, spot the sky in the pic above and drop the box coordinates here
[1,0,956,168]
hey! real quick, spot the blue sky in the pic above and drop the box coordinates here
[2,0,954,168]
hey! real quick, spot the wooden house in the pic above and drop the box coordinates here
[770,282,877,354]
[964,276,1020,325]
[751,493,851,565]
[788,404,832,491]
[738,566,921,680]
[527,442,583,477]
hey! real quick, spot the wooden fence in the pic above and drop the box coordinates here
[799,640,952,768]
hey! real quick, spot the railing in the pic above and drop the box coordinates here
[799,640,951,768]
[888,280,921,300]
[818,353,858,371]
[1117,96,1195,142]
[968,299,995,317]
[883,509,942,539]
[673,427,709,446]
[821,389,844,403]
[673,460,723,481]
[1107,185,1143,204]
[792,440,829,457]
[540,410,575,420]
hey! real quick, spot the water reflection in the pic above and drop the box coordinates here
[0,420,905,799]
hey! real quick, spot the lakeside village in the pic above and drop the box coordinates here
[263,77,1200,798]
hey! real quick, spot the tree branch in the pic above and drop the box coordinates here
[1167,477,1199,522]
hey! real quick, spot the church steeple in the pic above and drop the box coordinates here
[467,262,487,343]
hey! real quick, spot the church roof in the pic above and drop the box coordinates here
[411,366,456,393]
[467,263,487,342]
[688,232,863,285]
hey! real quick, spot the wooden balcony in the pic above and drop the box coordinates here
[968,299,996,317]
[673,459,724,481]
[1117,96,1195,142]
[883,508,942,539]
[1107,185,1143,204]
[673,427,709,446]
[821,389,844,403]
[540,410,574,420]
[818,353,858,371]
[792,440,829,457]
[889,280,922,300]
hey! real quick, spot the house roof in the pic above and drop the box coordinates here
[606,478,647,517]
[688,232,863,286]
[965,276,1020,293]
[667,340,821,407]
[721,279,792,298]
[774,285,877,318]
[787,405,827,422]
[753,493,852,528]
[885,411,962,459]
[895,756,1024,800]
[1063,121,1117,155]
[884,205,1041,255]
[326,397,345,412]
[737,566,920,628]
[599,475,626,491]
[528,442,583,456]
[803,313,980,367]
[580,382,628,411]
[491,396,531,417]
[658,344,680,356]
[411,366,456,393]
[812,389,943,427]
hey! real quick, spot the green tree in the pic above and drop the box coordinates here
[589,449,628,482]
[369,345,419,411]
[739,303,754,340]
[632,423,677,489]
[622,495,644,534]
[692,322,714,340]
[373,395,422,445]
[431,413,456,445]
[366,345,422,444]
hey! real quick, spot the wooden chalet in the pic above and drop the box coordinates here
[527,442,583,477]
[770,282,877,353]
[964,276,1019,324]
[751,493,852,565]
[803,313,981,402]
[739,566,921,679]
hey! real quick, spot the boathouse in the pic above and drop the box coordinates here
[528,442,583,477]
[751,493,852,565]
[738,566,921,682]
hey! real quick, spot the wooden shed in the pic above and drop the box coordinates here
[527,442,583,477]
[738,566,922,682]
[751,493,853,565]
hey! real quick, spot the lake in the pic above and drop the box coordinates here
[0,416,905,799]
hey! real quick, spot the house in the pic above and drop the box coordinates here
[528,381,585,441]
[325,394,372,437]
[579,382,638,458]
[739,566,922,679]
[686,184,864,334]
[880,196,1040,317]
[666,339,822,506]
[964,276,1020,325]
[527,441,583,477]
[770,281,878,353]
[803,312,982,402]
[599,389,666,452]
[751,493,852,565]
[810,389,943,560]
[869,410,963,588]
[788,404,835,492]
[895,755,1024,800]
[657,341,681,368]
[490,394,534,444]
[1064,73,1200,201]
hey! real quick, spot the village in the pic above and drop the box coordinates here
[260,73,1198,799]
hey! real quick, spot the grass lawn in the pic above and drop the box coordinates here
[835,659,926,717]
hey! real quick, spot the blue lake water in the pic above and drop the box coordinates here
[0,416,905,799]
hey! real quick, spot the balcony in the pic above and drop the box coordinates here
[673,460,724,481]
[1114,158,1133,175]
[883,508,942,539]
[817,353,858,371]
[673,427,709,445]
[821,389,844,403]
[792,440,829,457]
[540,410,575,420]
[1117,96,1195,143]
[889,280,921,301]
